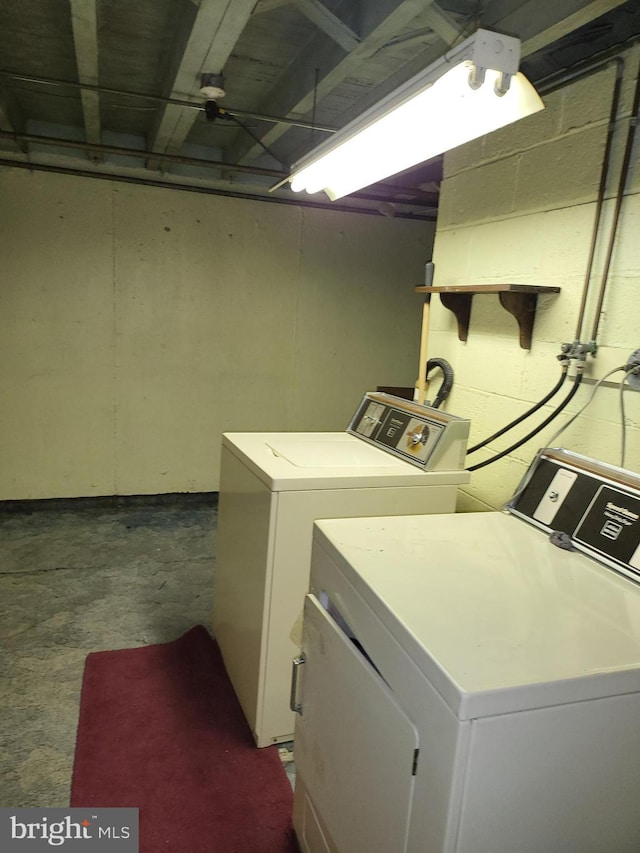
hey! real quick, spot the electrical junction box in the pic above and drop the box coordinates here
[627,348,640,390]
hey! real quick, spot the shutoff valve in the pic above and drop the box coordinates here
[559,340,597,362]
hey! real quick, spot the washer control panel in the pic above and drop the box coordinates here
[347,392,470,471]
[509,449,640,584]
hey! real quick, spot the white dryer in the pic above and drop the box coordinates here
[212,393,470,746]
[292,449,640,853]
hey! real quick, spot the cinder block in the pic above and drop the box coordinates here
[452,335,531,387]
[599,117,640,195]
[462,454,530,510]
[617,44,640,117]
[559,65,618,134]
[594,194,640,283]
[485,88,562,160]
[514,123,609,212]
[438,156,519,227]
[465,215,546,278]
[531,287,579,344]
[431,227,473,284]
[455,491,494,513]
[446,210,586,284]
[591,277,640,349]
[444,137,486,178]
[518,343,573,398]
[428,53,640,505]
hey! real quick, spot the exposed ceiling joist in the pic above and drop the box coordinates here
[1,0,637,218]
[69,0,101,154]
[0,90,21,133]
[232,0,443,165]
[252,0,294,14]
[420,4,464,46]
[0,101,14,133]
[0,129,288,178]
[147,0,256,169]
[0,92,24,152]
[518,0,633,57]
[294,0,360,52]
[236,0,634,170]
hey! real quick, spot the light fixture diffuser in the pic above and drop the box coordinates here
[288,29,544,200]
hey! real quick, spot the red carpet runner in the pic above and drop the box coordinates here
[71,626,298,852]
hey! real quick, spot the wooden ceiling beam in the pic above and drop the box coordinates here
[146,0,256,170]
[69,0,101,157]
[294,0,360,52]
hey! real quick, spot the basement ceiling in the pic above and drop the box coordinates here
[1,0,639,220]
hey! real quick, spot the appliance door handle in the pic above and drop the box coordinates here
[290,654,306,714]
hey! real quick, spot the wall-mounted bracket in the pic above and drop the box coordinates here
[415,284,561,349]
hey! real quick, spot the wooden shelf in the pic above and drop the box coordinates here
[414,284,561,349]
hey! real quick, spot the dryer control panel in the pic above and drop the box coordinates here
[347,392,470,471]
[509,449,640,584]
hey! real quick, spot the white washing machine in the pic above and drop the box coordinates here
[212,392,470,747]
[292,448,640,853]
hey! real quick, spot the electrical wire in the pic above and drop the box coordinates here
[466,372,584,472]
[221,111,287,166]
[500,446,545,511]
[619,370,628,468]
[502,366,634,508]
[543,365,627,448]
[466,363,569,455]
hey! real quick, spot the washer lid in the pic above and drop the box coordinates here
[314,512,640,720]
[222,432,470,490]
[266,437,403,468]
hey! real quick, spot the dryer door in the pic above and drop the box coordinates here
[293,594,418,853]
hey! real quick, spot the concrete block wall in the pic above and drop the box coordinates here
[0,167,431,500]
[430,47,640,511]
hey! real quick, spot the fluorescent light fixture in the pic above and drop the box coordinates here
[288,29,544,200]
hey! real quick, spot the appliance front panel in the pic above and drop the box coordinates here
[293,595,418,853]
[347,392,470,471]
[313,513,640,718]
[509,449,640,584]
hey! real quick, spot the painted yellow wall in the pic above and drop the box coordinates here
[430,46,640,511]
[0,168,432,499]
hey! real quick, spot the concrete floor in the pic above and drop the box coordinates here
[0,495,295,808]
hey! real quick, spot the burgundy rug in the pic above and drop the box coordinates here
[71,626,298,853]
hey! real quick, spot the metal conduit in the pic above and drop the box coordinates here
[0,70,338,134]
[589,55,640,343]
[0,158,435,221]
[534,36,640,348]
[571,59,623,343]
[0,130,288,179]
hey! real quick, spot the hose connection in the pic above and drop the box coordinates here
[559,340,597,363]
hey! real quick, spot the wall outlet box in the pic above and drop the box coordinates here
[627,348,640,391]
